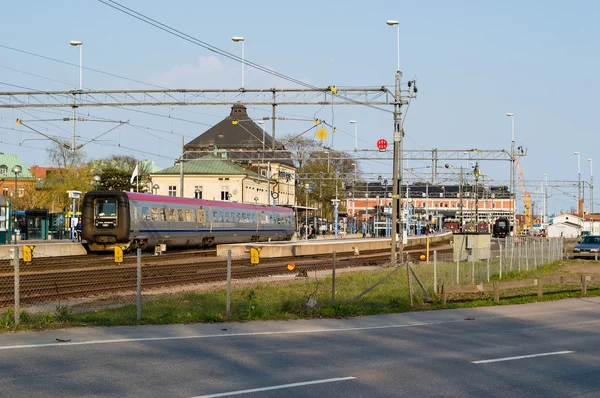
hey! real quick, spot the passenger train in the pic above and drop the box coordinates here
[81,191,294,252]
[492,217,510,238]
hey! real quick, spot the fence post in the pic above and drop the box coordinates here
[525,240,529,271]
[13,247,20,327]
[332,250,336,304]
[537,278,543,298]
[518,240,522,272]
[136,248,142,321]
[226,250,232,318]
[486,250,490,283]
[499,241,503,279]
[456,256,460,285]
[433,250,437,294]
[510,237,514,272]
[581,275,587,295]
[533,241,537,269]
[493,281,499,303]
[541,238,544,264]
[441,284,447,306]
[471,254,475,285]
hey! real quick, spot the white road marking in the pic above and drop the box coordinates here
[0,320,451,350]
[472,350,574,364]
[191,377,356,397]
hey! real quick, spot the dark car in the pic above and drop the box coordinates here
[573,235,600,258]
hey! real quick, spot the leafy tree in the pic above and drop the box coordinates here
[281,134,362,220]
[93,155,152,192]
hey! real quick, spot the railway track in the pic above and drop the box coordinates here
[0,245,451,307]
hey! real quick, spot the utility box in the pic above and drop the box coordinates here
[453,232,491,262]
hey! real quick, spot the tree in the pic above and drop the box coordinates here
[93,155,152,192]
[281,134,361,221]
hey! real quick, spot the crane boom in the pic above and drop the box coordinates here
[515,156,532,233]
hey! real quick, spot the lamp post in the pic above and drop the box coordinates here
[543,173,548,227]
[11,165,21,217]
[231,36,245,88]
[93,175,101,190]
[589,159,594,233]
[506,112,515,234]
[386,20,400,72]
[70,40,83,153]
[304,183,310,240]
[70,40,83,90]
[153,184,160,195]
[349,120,358,151]
[575,151,581,216]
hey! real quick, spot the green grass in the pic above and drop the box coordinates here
[2,258,599,332]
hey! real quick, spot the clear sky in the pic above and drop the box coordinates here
[1,0,598,216]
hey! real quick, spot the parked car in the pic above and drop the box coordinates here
[573,235,600,258]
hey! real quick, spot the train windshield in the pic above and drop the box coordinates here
[95,199,117,217]
[497,221,507,227]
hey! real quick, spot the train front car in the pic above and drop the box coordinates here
[81,191,132,251]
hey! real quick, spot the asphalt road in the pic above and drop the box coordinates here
[1,298,599,397]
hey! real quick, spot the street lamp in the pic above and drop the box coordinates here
[153,184,160,195]
[543,173,548,226]
[588,158,594,221]
[231,36,245,88]
[349,120,358,151]
[506,112,515,235]
[93,175,101,190]
[70,40,83,90]
[304,183,310,240]
[574,151,581,216]
[386,20,400,72]
[11,165,22,210]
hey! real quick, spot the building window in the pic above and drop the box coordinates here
[0,165,7,177]
[194,186,203,199]
[168,186,177,197]
[221,186,229,201]
[18,187,24,198]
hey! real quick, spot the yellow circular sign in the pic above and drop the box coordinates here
[316,128,327,140]
[287,262,295,271]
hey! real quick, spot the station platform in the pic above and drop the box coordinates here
[216,232,453,258]
[0,240,88,260]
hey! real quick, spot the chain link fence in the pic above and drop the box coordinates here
[0,237,567,328]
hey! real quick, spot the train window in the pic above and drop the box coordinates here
[213,211,219,223]
[160,208,167,221]
[185,209,192,222]
[177,209,185,222]
[198,208,204,223]
[95,198,117,217]
[168,208,177,221]
[261,212,268,224]
[143,207,152,221]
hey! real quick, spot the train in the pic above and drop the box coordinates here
[81,191,294,252]
[492,217,510,238]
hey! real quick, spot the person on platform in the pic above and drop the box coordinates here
[75,220,82,242]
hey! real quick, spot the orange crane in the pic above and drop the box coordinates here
[515,156,532,234]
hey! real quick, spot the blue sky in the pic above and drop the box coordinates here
[1,0,598,216]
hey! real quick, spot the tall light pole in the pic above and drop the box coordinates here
[387,18,404,265]
[70,40,83,153]
[304,183,310,239]
[386,20,400,72]
[543,173,548,227]
[506,113,515,235]
[70,40,83,90]
[349,120,358,151]
[575,151,581,216]
[589,158,594,233]
[93,175,101,190]
[11,165,22,211]
[232,36,245,88]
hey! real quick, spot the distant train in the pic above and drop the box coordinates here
[81,191,294,252]
[492,217,510,238]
